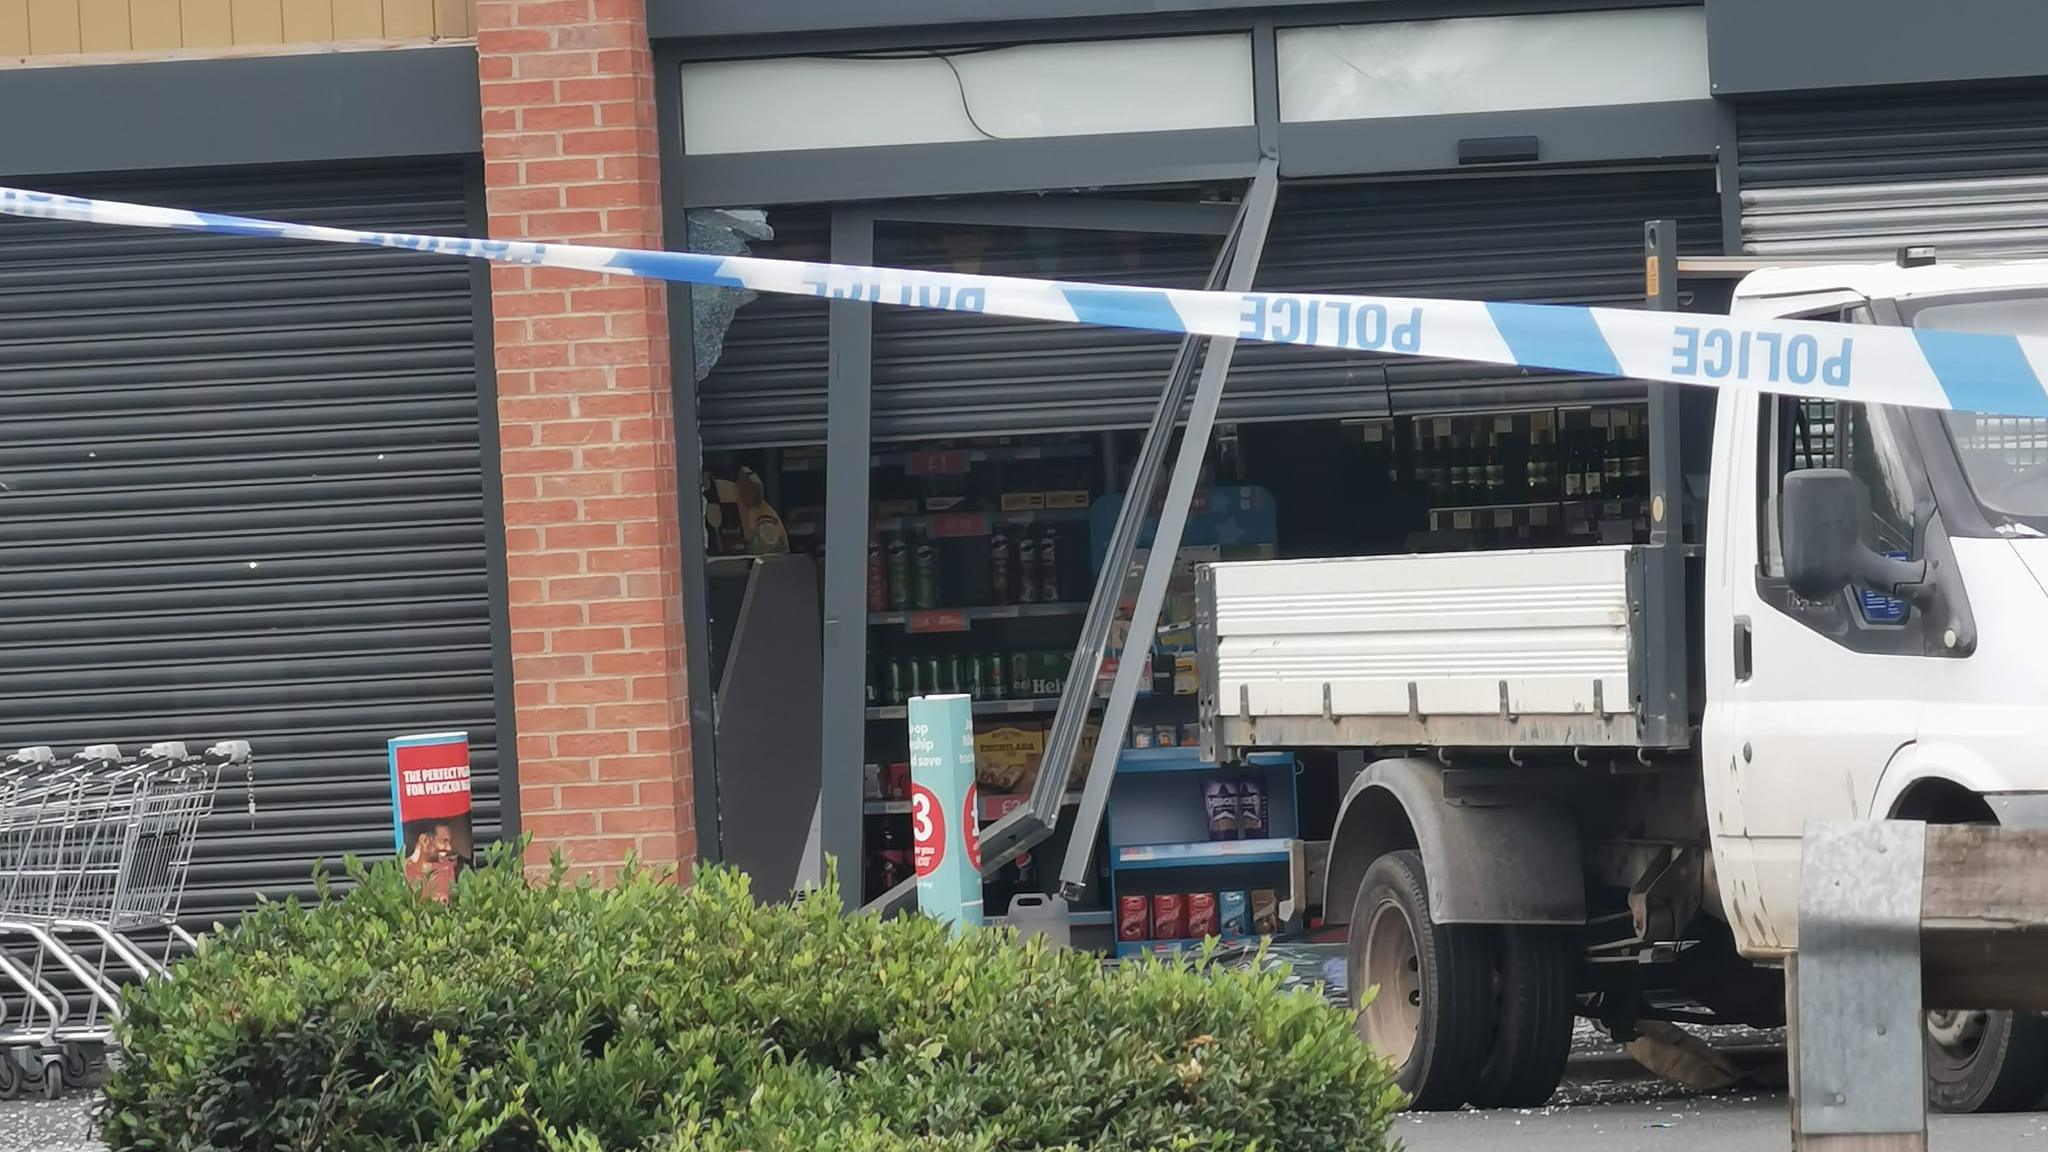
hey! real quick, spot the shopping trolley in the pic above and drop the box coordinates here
[0,739,248,1099]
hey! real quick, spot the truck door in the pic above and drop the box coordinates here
[1710,365,1931,955]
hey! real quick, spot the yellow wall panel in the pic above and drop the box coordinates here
[230,0,281,42]
[0,0,28,56]
[434,0,466,36]
[279,0,328,40]
[26,0,80,53]
[382,0,427,38]
[331,0,379,38]
[180,0,232,45]
[128,0,181,48]
[78,0,129,50]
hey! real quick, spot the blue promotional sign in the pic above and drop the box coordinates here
[907,693,983,932]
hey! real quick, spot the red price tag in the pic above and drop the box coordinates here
[979,792,1026,822]
[963,783,981,872]
[908,450,967,475]
[911,783,945,877]
[907,609,969,634]
[928,512,990,538]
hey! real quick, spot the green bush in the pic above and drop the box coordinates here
[101,846,1401,1152]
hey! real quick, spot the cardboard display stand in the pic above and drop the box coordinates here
[907,694,983,931]
[388,731,474,902]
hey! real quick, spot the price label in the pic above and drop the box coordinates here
[911,783,946,877]
[907,609,969,633]
[928,512,990,538]
[909,450,967,476]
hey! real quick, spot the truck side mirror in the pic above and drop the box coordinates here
[1781,469,1930,603]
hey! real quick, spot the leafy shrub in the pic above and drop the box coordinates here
[101,846,1401,1151]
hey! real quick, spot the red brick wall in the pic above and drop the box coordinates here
[476,0,694,881]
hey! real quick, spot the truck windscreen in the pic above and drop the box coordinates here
[1909,292,2048,525]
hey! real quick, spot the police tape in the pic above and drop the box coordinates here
[4,185,2047,418]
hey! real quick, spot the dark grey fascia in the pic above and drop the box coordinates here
[653,0,1694,49]
[680,128,1261,209]
[1279,100,1721,178]
[0,44,481,179]
[1706,0,2048,97]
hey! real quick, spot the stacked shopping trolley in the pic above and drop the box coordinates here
[0,740,247,1099]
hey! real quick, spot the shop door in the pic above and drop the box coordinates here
[1739,86,2048,258]
[0,161,500,927]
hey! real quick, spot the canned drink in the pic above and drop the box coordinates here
[966,653,986,700]
[1038,528,1060,601]
[912,533,939,610]
[1017,536,1040,603]
[1011,652,1031,695]
[946,654,965,698]
[923,655,945,695]
[989,530,1011,605]
[986,652,1007,700]
[885,534,910,610]
[867,538,886,613]
[903,656,921,700]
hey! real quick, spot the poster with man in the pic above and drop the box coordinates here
[388,731,475,901]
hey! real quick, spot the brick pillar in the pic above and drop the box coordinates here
[477,0,695,880]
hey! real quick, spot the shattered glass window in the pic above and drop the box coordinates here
[686,207,773,382]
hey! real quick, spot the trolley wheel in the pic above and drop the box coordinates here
[0,1053,20,1100]
[61,1047,89,1086]
[37,1057,63,1101]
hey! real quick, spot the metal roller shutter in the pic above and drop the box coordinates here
[1739,87,2048,257]
[695,167,1719,447]
[0,161,501,928]
[696,209,831,450]
[1251,166,1723,416]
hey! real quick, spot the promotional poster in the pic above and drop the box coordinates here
[388,731,475,902]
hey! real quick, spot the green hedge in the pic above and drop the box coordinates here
[101,847,1400,1152]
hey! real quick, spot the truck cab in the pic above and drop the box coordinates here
[1197,254,2048,1114]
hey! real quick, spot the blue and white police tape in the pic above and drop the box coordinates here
[4,185,2047,419]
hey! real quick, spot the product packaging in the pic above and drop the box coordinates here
[1236,776,1269,840]
[1202,779,1239,841]
[1151,893,1187,940]
[974,724,1045,793]
[1155,724,1179,748]
[1132,726,1154,749]
[1117,894,1150,942]
[1186,891,1220,938]
[1250,888,1281,935]
[1218,890,1251,937]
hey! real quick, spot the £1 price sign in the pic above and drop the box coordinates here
[905,693,983,932]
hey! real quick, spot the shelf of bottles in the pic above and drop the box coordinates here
[1358,403,1653,551]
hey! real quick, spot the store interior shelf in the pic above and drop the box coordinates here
[869,601,1087,628]
[1116,747,1296,774]
[866,697,1062,721]
[785,443,1094,472]
[1113,838,1294,869]
[870,507,1090,535]
[1068,909,1114,928]
[866,791,1084,815]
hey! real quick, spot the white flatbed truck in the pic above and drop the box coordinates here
[1196,248,2048,1111]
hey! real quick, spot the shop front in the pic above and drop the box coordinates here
[659,4,1729,931]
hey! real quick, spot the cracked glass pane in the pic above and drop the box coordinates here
[687,207,773,382]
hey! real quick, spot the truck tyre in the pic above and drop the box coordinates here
[1470,927,1576,1109]
[1350,849,1496,1110]
[1926,1009,2048,1113]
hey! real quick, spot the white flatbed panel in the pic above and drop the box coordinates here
[1205,546,1638,747]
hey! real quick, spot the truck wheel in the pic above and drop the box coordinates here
[1926,1009,2048,1113]
[1470,927,1576,1109]
[1350,849,1496,1110]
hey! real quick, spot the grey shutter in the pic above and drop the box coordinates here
[696,209,830,450]
[0,161,500,928]
[1739,87,2048,257]
[1249,166,1723,416]
[696,167,1719,448]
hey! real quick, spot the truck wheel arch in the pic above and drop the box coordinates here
[1322,757,1586,927]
